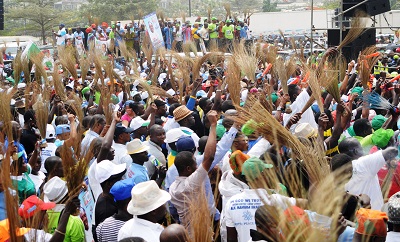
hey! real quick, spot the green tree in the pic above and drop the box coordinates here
[7,0,59,44]
[81,0,158,24]
[262,0,279,12]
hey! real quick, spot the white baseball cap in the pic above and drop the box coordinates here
[95,160,126,184]
[129,117,150,131]
[165,128,188,144]
[46,124,56,140]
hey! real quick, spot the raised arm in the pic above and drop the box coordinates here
[97,114,118,162]
[202,110,218,172]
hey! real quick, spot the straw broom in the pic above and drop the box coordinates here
[360,46,380,89]
[32,94,48,140]
[21,55,31,83]
[223,3,231,18]
[13,51,23,85]
[181,11,186,24]
[93,17,100,27]
[275,56,288,94]
[188,187,214,242]
[142,34,153,66]
[225,58,241,105]
[207,7,212,22]
[233,41,258,82]
[30,53,49,91]
[79,55,90,82]
[0,88,20,242]
[308,71,324,113]
[59,48,79,80]
[337,11,367,50]
[53,68,68,102]
[150,85,174,99]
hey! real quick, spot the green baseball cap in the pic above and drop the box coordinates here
[211,17,217,21]
[242,157,273,181]
[347,126,356,137]
[372,128,394,149]
[351,87,364,96]
[371,115,388,131]
[241,119,257,136]
[216,124,226,140]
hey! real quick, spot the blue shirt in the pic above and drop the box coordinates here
[126,163,149,184]
[240,26,248,39]
[0,192,6,221]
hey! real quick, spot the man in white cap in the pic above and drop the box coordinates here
[43,176,85,241]
[118,180,171,241]
[164,128,188,168]
[40,124,57,173]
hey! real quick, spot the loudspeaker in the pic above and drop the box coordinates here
[343,0,391,17]
[334,8,350,28]
[0,0,3,30]
[328,28,376,61]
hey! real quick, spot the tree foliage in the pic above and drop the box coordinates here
[80,0,158,23]
[262,0,279,12]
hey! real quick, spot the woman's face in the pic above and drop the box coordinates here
[125,106,134,116]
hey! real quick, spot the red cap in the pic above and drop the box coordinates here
[18,195,55,219]
[396,47,400,53]
[101,22,108,28]
[86,27,93,34]
[91,24,96,29]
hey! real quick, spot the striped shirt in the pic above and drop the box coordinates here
[96,216,126,242]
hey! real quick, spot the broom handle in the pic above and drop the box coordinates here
[262,63,273,76]
[300,95,316,114]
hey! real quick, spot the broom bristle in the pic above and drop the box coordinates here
[233,40,257,82]
[225,58,241,105]
[337,10,367,50]
[32,94,48,139]
[59,49,79,80]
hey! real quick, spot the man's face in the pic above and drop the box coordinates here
[184,114,195,127]
[157,105,167,117]
[133,151,148,163]
[120,132,131,144]
[234,136,249,151]
[77,27,81,32]
[151,129,166,146]
[107,147,115,161]
[149,23,155,33]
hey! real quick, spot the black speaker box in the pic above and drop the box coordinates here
[328,28,376,61]
[343,0,391,17]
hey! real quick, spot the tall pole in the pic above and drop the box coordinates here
[310,0,314,54]
[189,0,191,17]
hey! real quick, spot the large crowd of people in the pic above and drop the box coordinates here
[2,12,400,242]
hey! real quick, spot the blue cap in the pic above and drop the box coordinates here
[55,124,70,135]
[110,178,136,201]
[59,23,65,27]
[256,73,263,79]
[176,136,195,152]
[196,90,207,98]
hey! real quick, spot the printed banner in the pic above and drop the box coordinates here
[79,176,96,228]
[143,12,165,50]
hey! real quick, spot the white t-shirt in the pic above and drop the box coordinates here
[41,142,57,173]
[118,217,164,241]
[88,160,102,201]
[174,27,183,42]
[29,171,46,193]
[224,189,296,242]
[112,142,132,170]
[345,151,386,210]
[386,231,400,242]
[283,89,318,132]
[56,28,67,46]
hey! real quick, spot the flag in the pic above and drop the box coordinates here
[21,41,41,60]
